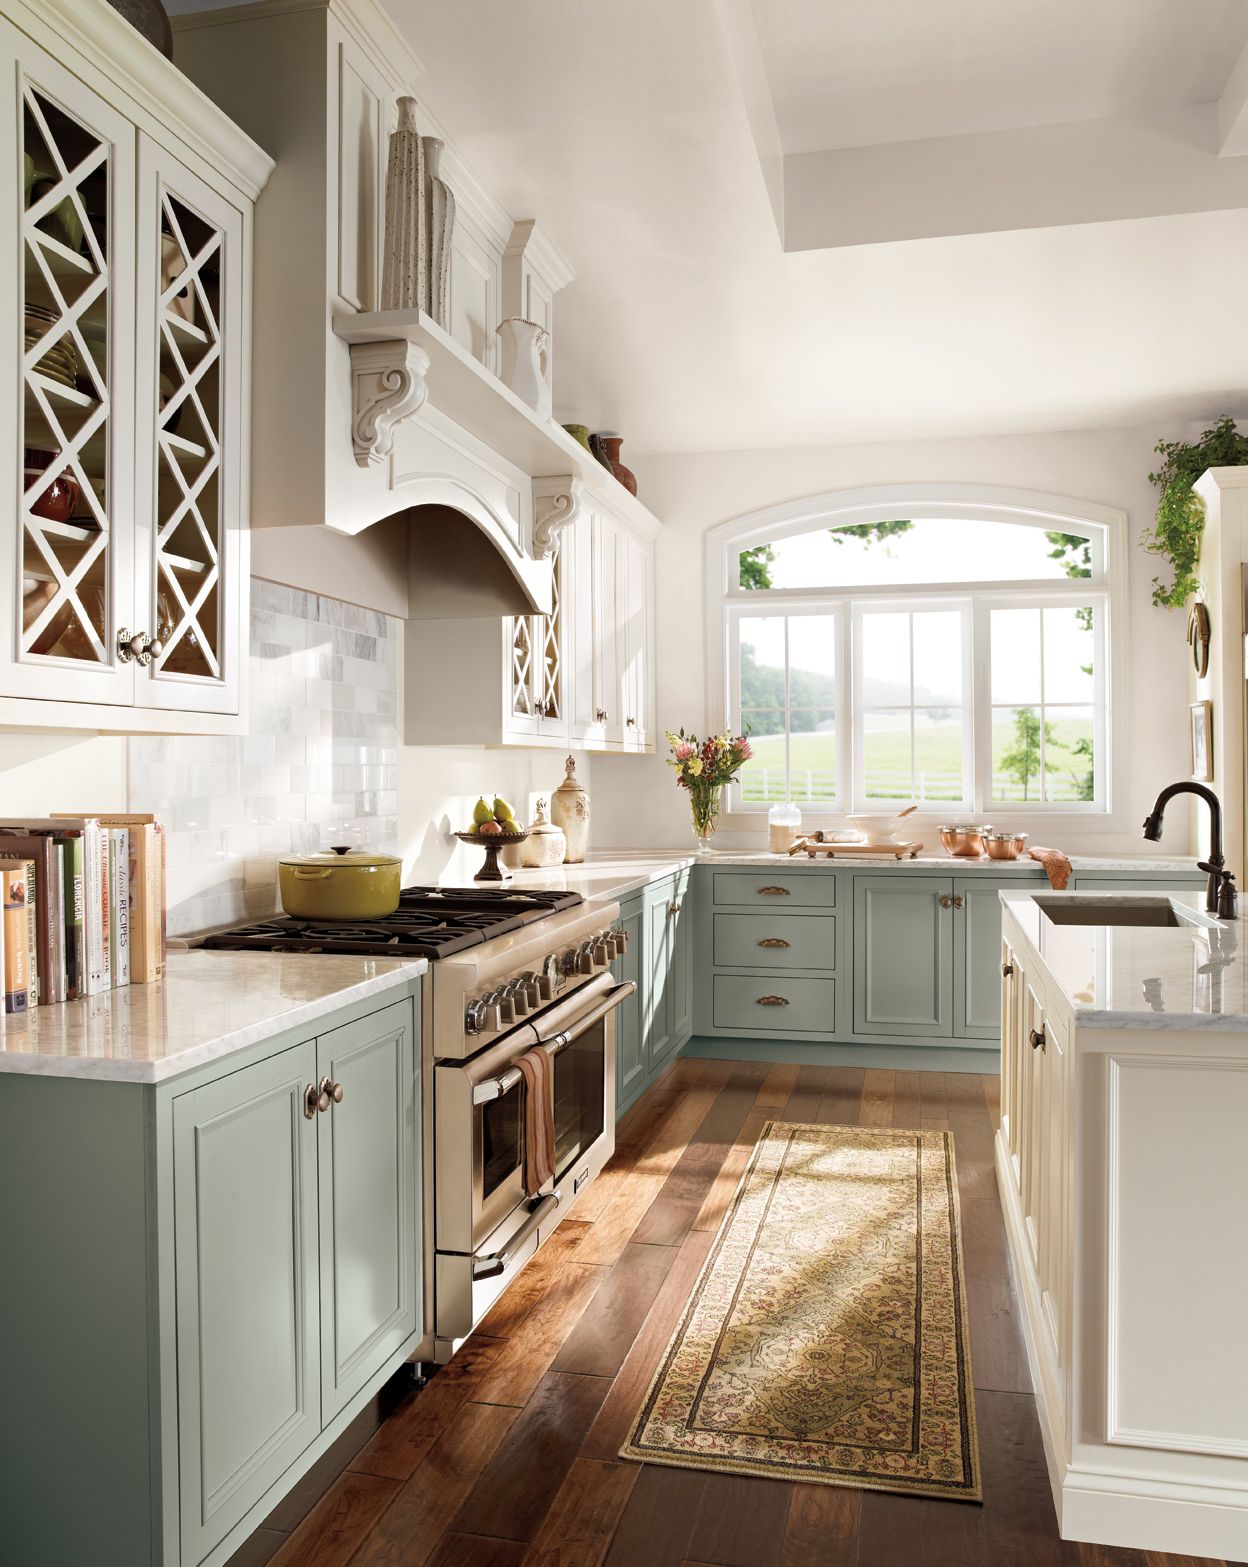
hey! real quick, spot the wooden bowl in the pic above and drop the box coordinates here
[454,828,529,882]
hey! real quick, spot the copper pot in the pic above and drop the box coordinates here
[938,824,992,858]
[984,831,1028,861]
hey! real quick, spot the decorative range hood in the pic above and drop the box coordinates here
[173,0,583,621]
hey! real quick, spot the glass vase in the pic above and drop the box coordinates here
[690,787,720,853]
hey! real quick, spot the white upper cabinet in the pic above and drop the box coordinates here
[0,0,270,733]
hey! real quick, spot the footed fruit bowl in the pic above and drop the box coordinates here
[454,828,529,882]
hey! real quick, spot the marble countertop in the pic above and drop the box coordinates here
[494,849,1202,907]
[0,951,426,1083]
[1001,889,1248,1031]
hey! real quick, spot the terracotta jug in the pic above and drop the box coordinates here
[598,434,637,496]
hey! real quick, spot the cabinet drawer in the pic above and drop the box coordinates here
[713,974,836,1033]
[713,912,835,970]
[712,871,835,908]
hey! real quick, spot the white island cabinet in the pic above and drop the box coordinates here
[996,888,1248,1560]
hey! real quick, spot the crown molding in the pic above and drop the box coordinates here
[18,0,274,199]
[504,219,575,294]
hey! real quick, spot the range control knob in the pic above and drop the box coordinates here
[538,955,559,1000]
[506,978,531,1018]
[520,975,541,1009]
[615,925,629,955]
[465,998,487,1034]
[577,942,596,975]
[592,937,612,965]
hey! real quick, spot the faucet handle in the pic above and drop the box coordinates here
[1218,871,1238,922]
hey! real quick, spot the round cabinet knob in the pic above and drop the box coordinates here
[1002,962,1014,978]
[595,707,608,723]
[320,1075,344,1106]
[939,894,953,910]
[147,633,164,658]
[304,1082,327,1119]
[1029,1027,1046,1051]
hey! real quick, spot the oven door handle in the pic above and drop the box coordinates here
[471,980,636,1105]
[471,1190,562,1280]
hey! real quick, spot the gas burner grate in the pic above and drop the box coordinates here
[201,884,584,959]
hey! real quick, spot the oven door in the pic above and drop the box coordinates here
[434,974,630,1343]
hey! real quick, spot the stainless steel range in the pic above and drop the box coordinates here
[205,885,633,1360]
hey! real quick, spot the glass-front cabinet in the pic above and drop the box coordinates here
[507,532,568,742]
[0,11,268,731]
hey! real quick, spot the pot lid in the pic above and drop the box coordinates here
[280,845,401,869]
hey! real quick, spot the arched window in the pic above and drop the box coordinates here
[706,484,1126,818]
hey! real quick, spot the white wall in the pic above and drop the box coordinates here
[592,424,1200,858]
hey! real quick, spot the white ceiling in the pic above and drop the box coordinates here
[753,0,1248,153]
[396,0,1248,454]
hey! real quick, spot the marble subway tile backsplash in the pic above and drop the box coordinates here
[129,580,399,937]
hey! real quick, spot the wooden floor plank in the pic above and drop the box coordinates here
[632,1067,767,1246]
[451,1371,609,1543]
[470,1262,608,1408]
[574,1078,730,1266]
[225,1528,287,1567]
[350,1401,519,1567]
[684,1472,792,1567]
[692,1109,766,1235]
[267,1472,400,1567]
[350,1336,506,1482]
[553,1241,678,1378]
[581,1228,714,1462]
[812,1065,866,1127]
[893,1070,923,1130]
[781,1484,861,1566]
[524,1457,639,1567]
[778,1064,828,1123]
[919,1069,951,1130]
[472,1221,592,1338]
[426,1536,527,1567]
[755,1061,800,1110]
[603,1464,708,1567]
[960,1200,1032,1395]
[977,1388,1077,1566]
[859,1068,896,1127]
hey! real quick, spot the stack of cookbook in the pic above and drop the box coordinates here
[0,815,166,1013]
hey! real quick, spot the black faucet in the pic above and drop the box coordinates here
[1142,781,1237,918]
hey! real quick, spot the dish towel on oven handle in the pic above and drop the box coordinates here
[516,1045,556,1197]
[1028,846,1073,890]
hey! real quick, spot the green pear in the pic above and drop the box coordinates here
[493,796,517,824]
[472,796,494,827]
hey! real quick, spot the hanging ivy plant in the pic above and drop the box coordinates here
[1145,417,1248,609]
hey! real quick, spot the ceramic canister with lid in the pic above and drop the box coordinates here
[549,755,590,863]
[518,799,567,868]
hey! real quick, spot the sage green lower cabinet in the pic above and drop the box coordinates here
[953,876,1024,1039]
[614,894,646,1109]
[615,872,694,1117]
[174,1044,323,1566]
[0,982,423,1567]
[853,876,953,1038]
[316,1002,419,1422]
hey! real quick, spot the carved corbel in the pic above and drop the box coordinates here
[349,339,430,468]
[532,475,583,559]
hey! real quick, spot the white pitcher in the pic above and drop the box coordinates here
[496,317,552,419]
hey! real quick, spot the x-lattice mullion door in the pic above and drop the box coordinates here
[1,25,136,704]
[133,136,244,714]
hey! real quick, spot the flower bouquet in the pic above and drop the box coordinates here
[665,727,753,852]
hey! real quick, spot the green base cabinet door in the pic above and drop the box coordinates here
[615,897,646,1110]
[317,999,419,1423]
[644,880,677,1071]
[669,870,693,1045]
[174,1043,322,1566]
[954,876,1021,1039]
[853,876,953,1038]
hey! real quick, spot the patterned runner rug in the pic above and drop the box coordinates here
[620,1120,981,1501]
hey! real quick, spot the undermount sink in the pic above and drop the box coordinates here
[1035,896,1195,928]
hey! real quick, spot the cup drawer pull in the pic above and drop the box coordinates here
[758,937,792,948]
[756,994,790,1006]
[757,885,791,896]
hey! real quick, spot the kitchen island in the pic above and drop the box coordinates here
[997,888,1248,1559]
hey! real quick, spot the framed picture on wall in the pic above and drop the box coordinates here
[1190,700,1212,782]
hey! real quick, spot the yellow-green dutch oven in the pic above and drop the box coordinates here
[278,846,402,920]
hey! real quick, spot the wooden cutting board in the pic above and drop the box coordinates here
[788,837,924,860]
